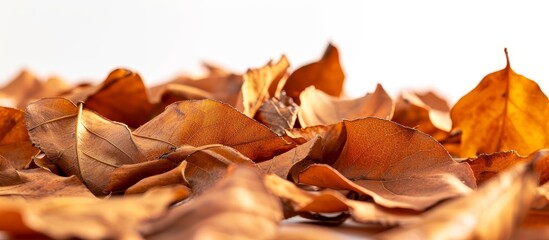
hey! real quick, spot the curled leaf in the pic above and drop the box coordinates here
[283,43,345,104]
[376,153,542,240]
[298,84,393,127]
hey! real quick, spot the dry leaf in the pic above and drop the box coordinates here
[255,92,299,135]
[265,174,421,226]
[133,99,295,162]
[286,121,347,166]
[140,166,282,240]
[0,70,41,108]
[26,98,166,194]
[241,55,289,117]
[0,106,39,169]
[283,43,345,104]
[297,118,476,210]
[392,91,452,141]
[0,186,185,239]
[451,49,549,157]
[152,65,243,107]
[180,145,256,195]
[376,152,542,240]
[457,149,549,185]
[298,84,393,127]
[69,69,156,128]
[0,156,94,199]
[258,135,322,180]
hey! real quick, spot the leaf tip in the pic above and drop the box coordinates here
[504,48,510,68]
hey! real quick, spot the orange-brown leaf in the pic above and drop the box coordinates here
[458,149,549,185]
[255,93,299,135]
[26,98,168,194]
[298,118,476,210]
[298,84,393,127]
[376,153,541,240]
[0,186,185,239]
[392,91,452,141]
[451,49,549,157]
[133,99,295,162]
[140,166,282,240]
[0,106,39,169]
[0,156,94,199]
[265,174,420,226]
[283,44,345,104]
[241,55,290,117]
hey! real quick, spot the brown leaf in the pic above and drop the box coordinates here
[69,69,155,128]
[255,92,299,135]
[457,150,549,185]
[283,43,345,104]
[133,99,295,162]
[126,163,190,195]
[265,174,421,226]
[392,91,452,140]
[0,106,39,169]
[180,145,256,195]
[451,49,549,157]
[0,156,94,199]
[26,98,167,194]
[286,121,347,166]
[0,186,185,239]
[298,84,393,127]
[375,152,542,240]
[0,70,41,108]
[106,157,183,193]
[297,118,476,210]
[152,65,243,106]
[140,166,282,240]
[241,55,290,117]
[258,135,322,180]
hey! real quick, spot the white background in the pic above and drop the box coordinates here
[1,0,548,104]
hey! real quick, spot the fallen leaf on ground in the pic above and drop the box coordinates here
[298,118,476,210]
[298,84,393,127]
[133,99,295,162]
[140,166,282,240]
[0,106,39,169]
[265,173,421,226]
[457,149,549,185]
[25,98,165,194]
[0,185,185,239]
[375,151,542,240]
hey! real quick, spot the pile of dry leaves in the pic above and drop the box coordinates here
[0,44,548,239]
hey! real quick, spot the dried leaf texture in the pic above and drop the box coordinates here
[298,84,393,127]
[451,49,549,157]
[255,93,299,135]
[0,107,39,169]
[459,149,549,185]
[298,118,476,210]
[0,156,94,199]
[25,98,157,194]
[376,153,542,240]
[241,55,289,117]
[141,166,282,240]
[283,44,345,104]
[134,99,295,161]
[0,186,184,239]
